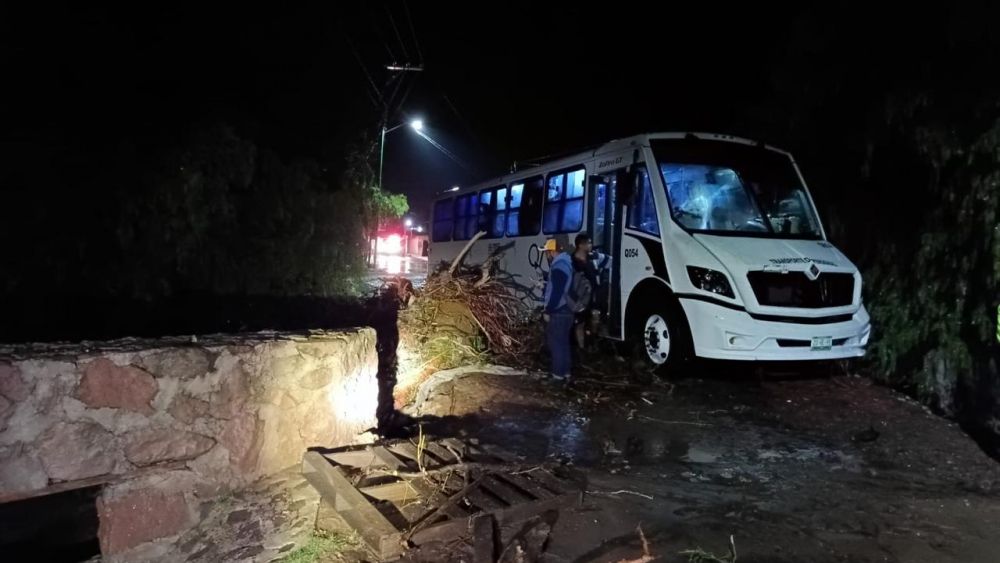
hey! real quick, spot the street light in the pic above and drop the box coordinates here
[404,218,413,228]
[378,118,424,193]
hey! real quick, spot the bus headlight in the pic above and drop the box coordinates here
[687,266,735,298]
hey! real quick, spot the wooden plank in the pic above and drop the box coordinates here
[406,474,487,541]
[423,442,458,465]
[499,473,555,499]
[438,438,469,458]
[525,469,573,494]
[409,517,470,546]
[359,481,419,503]
[390,442,440,468]
[482,475,532,505]
[407,478,470,520]
[370,445,409,471]
[466,488,505,511]
[322,449,378,469]
[411,490,581,546]
[473,514,496,563]
[302,451,403,559]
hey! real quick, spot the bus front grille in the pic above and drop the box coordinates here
[747,271,854,308]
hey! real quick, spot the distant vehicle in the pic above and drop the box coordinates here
[429,132,871,367]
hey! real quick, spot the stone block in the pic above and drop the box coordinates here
[37,421,116,482]
[220,412,262,475]
[98,488,193,555]
[77,358,158,414]
[139,348,213,380]
[124,428,215,466]
[0,447,48,493]
[167,393,210,425]
[210,363,250,420]
[0,362,30,401]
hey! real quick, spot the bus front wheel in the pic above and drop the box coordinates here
[629,306,689,374]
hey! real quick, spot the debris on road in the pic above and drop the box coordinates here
[303,437,583,560]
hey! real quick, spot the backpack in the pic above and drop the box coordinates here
[568,269,593,313]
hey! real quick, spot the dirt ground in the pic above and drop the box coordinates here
[386,364,1000,563]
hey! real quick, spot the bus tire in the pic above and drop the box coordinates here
[628,305,690,374]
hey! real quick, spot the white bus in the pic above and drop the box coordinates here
[429,132,871,368]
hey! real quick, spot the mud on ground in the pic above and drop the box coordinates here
[398,366,1000,563]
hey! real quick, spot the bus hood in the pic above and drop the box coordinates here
[692,234,855,273]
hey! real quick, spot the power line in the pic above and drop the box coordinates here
[367,7,397,63]
[402,0,424,64]
[385,6,410,61]
[341,28,384,108]
[415,130,474,172]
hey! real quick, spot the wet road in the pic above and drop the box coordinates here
[363,254,428,291]
[404,368,1000,563]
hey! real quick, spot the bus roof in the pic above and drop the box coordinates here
[437,132,791,198]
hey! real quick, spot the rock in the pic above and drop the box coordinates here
[37,421,116,481]
[0,448,48,494]
[124,429,215,466]
[76,358,158,414]
[299,367,333,390]
[220,412,262,475]
[98,488,193,554]
[211,365,250,420]
[0,363,31,401]
[0,395,13,432]
[236,519,263,542]
[140,348,213,380]
[168,393,210,425]
[187,445,235,486]
[226,509,251,524]
[223,545,264,560]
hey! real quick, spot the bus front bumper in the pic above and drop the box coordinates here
[679,298,871,361]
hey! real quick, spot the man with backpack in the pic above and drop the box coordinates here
[570,234,597,350]
[542,238,574,382]
[569,233,611,350]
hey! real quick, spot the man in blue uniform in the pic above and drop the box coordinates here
[542,238,574,381]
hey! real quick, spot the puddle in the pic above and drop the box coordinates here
[681,444,721,464]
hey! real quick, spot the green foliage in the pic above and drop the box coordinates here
[376,189,409,219]
[21,124,370,300]
[279,531,358,563]
[861,105,1000,409]
[760,11,1000,422]
[340,135,409,262]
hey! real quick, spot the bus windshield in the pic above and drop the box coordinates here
[652,139,822,239]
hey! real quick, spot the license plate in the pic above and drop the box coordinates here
[811,336,833,351]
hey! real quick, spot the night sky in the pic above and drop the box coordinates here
[3,4,992,217]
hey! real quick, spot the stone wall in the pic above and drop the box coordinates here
[0,329,379,561]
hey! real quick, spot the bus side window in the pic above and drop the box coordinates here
[453,193,479,240]
[626,165,658,236]
[543,167,586,234]
[477,186,507,238]
[507,176,543,236]
[432,198,454,242]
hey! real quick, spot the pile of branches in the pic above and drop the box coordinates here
[396,231,540,368]
[427,231,537,361]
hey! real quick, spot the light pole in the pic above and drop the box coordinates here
[371,118,423,266]
[379,118,424,193]
[404,218,413,257]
